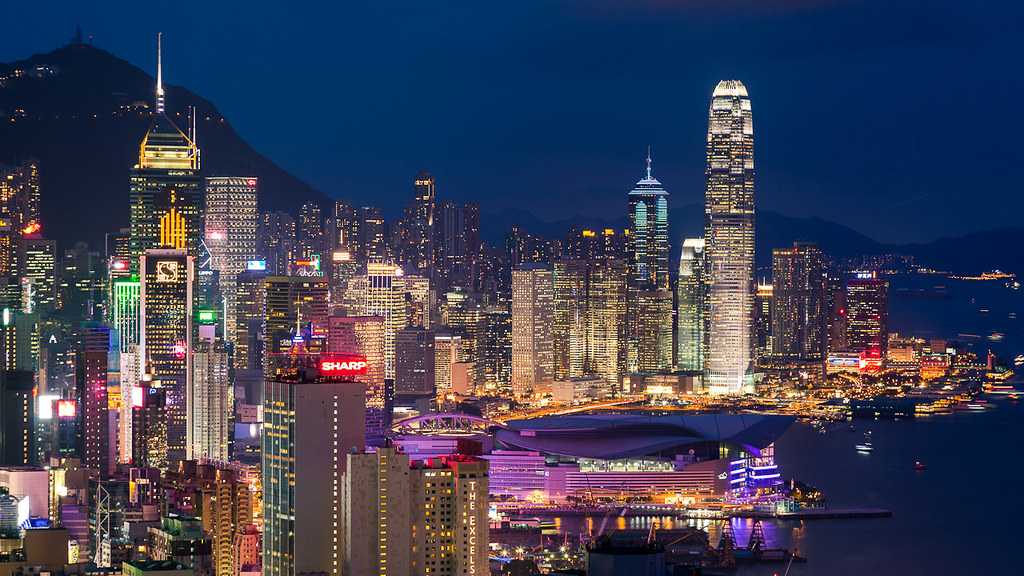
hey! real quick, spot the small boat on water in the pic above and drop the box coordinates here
[914,461,928,471]
[855,432,874,453]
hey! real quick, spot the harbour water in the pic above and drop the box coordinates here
[540,274,1024,574]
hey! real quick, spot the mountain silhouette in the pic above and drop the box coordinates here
[0,41,329,248]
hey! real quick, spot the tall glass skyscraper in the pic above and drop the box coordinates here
[627,152,672,372]
[676,238,705,372]
[704,80,755,395]
[129,34,202,272]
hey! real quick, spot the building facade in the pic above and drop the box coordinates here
[703,80,756,394]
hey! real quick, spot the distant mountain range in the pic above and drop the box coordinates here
[1,42,1019,275]
[481,207,1022,275]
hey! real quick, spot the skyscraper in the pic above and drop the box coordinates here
[343,447,412,576]
[261,365,365,576]
[18,235,56,313]
[552,258,628,392]
[403,171,435,277]
[676,238,705,372]
[204,177,258,342]
[409,456,489,576]
[703,80,755,395]
[0,159,40,276]
[394,326,435,397]
[258,212,296,276]
[327,315,387,440]
[511,265,554,396]
[845,273,889,358]
[77,323,111,477]
[139,248,194,468]
[263,276,329,368]
[627,152,672,373]
[771,243,827,361]
[190,337,230,462]
[358,207,387,263]
[297,202,324,263]
[129,34,202,271]
[233,268,267,371]
[364,263,408,380]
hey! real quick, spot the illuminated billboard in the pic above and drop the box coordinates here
[246,259,267,271]
[319,354,369,377]
[57,399,77,419]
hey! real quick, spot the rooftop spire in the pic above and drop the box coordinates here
[645,145,653,180]
[155,32,165,114]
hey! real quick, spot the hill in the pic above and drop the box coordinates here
[0,41,329,248]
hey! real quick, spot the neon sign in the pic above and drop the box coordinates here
[318,354,369,376]
[246,259,266,271]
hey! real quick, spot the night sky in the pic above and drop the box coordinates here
[1,1,1020,243]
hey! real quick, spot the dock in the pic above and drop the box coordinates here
[733,507,892,520]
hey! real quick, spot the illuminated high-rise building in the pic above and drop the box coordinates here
[0,159,40,276]
[140,248,194,468]
[112,279,141,353]
[627,152,672,373]
[328,315,387,441]
[409,456,489,576]
[0,369,35,465]
[233,269,267,371]
[263,276,328,367]
[398,274,431,329]
[18,235,56,313]
[845,273,889,358]
[553,259,628,393]
[477,307,511,394]
[401,171,435,277]
[129,34,202,271]
[191,336,230,462]
[358,207,386,263]
[343,446,412,576]
[676,238,705,372]
[433,332,463,399]
[395,326,435,398]
[258,212,296,276]
[205,177,258,342]
[587,260,629,391]
[59,242,104,320]
[440,288,482,376]
[771,243,827,361]
[76,323,111,477]
[754,282,773,360]
[704,80,755,395]
[297,202,324,263]
[511,265,554,396]
[261,366,365,576]
[364,263,408,380]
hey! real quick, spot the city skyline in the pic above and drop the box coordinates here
[0,7,1020,576]
[2,2,1021,243]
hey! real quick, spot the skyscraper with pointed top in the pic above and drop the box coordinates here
[627,150,672,372]
[129,33,203,273]
[703,80,755,395]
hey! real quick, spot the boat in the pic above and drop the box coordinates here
[914,461,927,471]
[855,432,874,453]
[988,332,1004,342]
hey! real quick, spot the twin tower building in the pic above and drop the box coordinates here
[630,80,755,395]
